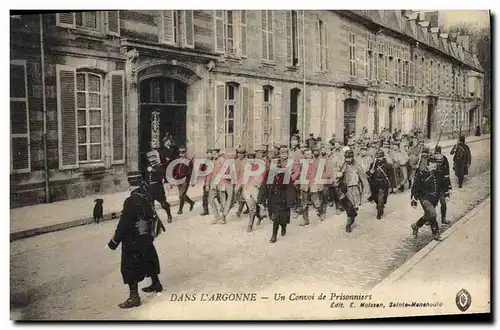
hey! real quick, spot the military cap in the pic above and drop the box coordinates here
[279,147,288,154]
[127,173,144,187]
[375,150,385,158]
[433,153,445,163]
[206,148,213,153]
[345,149,354,157]
[435,145,442,153]
[382,141,390,147]
[360,144,368,150]
[309,133,314,137]
[280,144,288,149]
[428,155,438,163]
[273,145,281,150]
[254,147,262,152]
[247,150,256,156]
[421,147,430,154]
[236,147,246,154]
[212,147,221,153]
[316,137,323,142]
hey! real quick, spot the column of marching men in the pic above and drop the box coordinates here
[106,130,472,308]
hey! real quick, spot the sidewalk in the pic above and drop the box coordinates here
[372,197,490,314]
[9,134,490,242]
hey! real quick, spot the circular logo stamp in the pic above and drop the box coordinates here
[456,289,472,312]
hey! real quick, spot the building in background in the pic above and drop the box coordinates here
[10,10,485,207]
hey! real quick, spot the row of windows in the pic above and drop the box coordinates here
[348,33,470,96]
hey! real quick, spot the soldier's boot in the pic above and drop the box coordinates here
[345,217,352,233]
[318,210,325,222]
[299,212,310,226]
[247,213,256,233]
[411,223,419,238]
[269,222,279,243]
[177,198,184,215]
[162,202,173,223]
[281,224,287,236]
[211,216,220,224]
[458,175,464,188]
[430,218,441,241]
[219,215,227,225]
[243,204,250,214]
[408,179,412,188]
[142,274,163,293]
[200,209,209,216]
[441,206,451,225]
[376,207,384,219]
[119,283,141,309]
[236,202,245,218]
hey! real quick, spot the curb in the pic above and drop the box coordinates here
[372,196,491,289]
[9,136,490,242]
[425,135,489,150]
[10,194,203,242]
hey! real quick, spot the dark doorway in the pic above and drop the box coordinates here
[427,102,434,139]
[344,98,359,136]
[469,108,475,130]
[290,88,300,136]
[139,77,187,170]
[389,105,395,132]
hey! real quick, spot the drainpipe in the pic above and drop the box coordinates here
[374,29,383,136]
[39,14,50,203]
[302,10,306,142]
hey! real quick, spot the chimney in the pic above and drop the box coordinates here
[417,12,426,22]
[440,33,449,40]
[457,35,470,52]
[426,11,440,28]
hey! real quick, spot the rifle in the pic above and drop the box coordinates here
[138,179,166,238]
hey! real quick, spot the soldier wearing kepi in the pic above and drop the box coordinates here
[235,147,250,217]
[367,150,393,219]
[199,148,213,216]
[145,150,173,223]
[410,155,445,241]
[450,135,472,188]
[107,174,163,309]
[434,146,452,225]
[267,148,298,243]
[172,148,195,215]
[298,149,327,226]
[337,149,369,233]
[242,150,266,232]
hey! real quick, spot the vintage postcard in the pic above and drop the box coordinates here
[10,9,491,320]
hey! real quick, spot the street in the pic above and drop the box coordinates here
[10,139,491,320]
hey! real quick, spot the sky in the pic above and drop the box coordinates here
[437,10,490,30]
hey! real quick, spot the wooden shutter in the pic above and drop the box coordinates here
[285,11,293,66]
[296,11,302,65]
[240,85,250,149]
[183,10,195,49]
[240,10,247,58]
[161,10,174,45]
[215,83,225,149]
[267,11,274,61]
[322,22,328,71]
[56,13,75,28]
[253,87,263,148]
[110,71,125,164]
[214,11,224,53]
[261,11,268,60]
[10,60,30,173]
[273,87,282,143]
[106,11,120,36]
[56,65,78,170]
[315,19,320,72]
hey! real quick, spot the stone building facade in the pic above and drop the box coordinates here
[10,10,484,207]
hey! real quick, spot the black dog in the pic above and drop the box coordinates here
[93,199,104,224]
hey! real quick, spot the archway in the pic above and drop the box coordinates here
[139,77,187,170]
[344,98,359,139]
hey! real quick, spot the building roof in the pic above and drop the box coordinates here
[346,10,483,73]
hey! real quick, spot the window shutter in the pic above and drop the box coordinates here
[56,65,78,170]
[215,83,225,149]
[267,11,274,61]
[56,13,75,28]
[106,11,120,36]
[253,88,263,148]
[296,11,302,65]
[285,11,293,66]
[240,10,247,58]
[240,85,250,149]
[214,11,225,53]
[322,22,328,71]
[110,71,125,164]
[261,11,268,60]
[273,87,282,143]
[183,10,195,49]
[10,60,30,173]
[162,10,175,45]
[315,19,320,72]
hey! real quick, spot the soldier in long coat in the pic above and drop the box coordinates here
[410,155,447,241]
[145,151,173,223]
[107,174,162,308]
[367,150,393,219]
[298,149,328,226]
[199,148,213,216]
[172,148,195,214]
[268,148,299,243]
[328,140,345,213]
[450,135,472,188]
[337,149,370,233]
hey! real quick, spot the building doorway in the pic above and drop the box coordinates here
[344,98,359,137]
[139,77,187,170]
[290,88,300,137]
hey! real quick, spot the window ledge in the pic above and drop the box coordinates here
[260,61,276,68]
[69,28,108,41]
[285,65,299,72]
[77,164,108,175]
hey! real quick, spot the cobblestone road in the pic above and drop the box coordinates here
[10,139,491,320]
